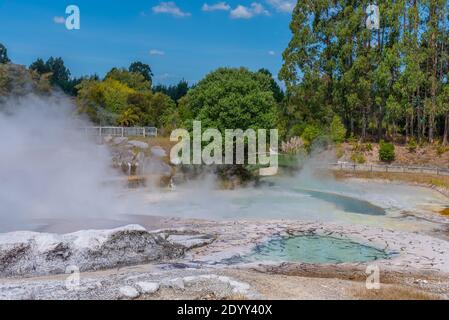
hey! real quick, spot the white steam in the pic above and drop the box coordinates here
[0,94,127,232]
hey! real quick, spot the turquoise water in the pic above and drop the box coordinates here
[246,235,390,264]
[297,189,386,216]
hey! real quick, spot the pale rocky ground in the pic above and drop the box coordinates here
[1,218,449,300]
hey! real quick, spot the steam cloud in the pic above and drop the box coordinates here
[0,94,127,232]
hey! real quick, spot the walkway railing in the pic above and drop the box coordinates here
[329,162,449,176]
[82,126,157,137]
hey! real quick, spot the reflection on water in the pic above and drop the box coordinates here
[245,235,391,264]
[297,189,385,216]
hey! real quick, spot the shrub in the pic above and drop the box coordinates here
[407,138,417,153]
[436,144,449,156]
[365,143,373,152]
[281,136,305,155]
[351,152,366,164]
[288,123,306,139]
[301,124,323,150]
[330,115,346,143]
[379,141,395,162]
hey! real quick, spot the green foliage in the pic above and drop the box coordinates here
[351,152,366,164]
[379,141,395,162]
[280,1,449,143]
[128,61,153,84]
[330,115,346,143]
[407,139,418,153]
[117,108,140,127]
[29,57,79,95]
[153,80,189,103]
[105,68,150,92]
[0,64,51,98]
[287,123,306,139]
[301,124,322,149]
[179,67,278,132]
[257,68,284,103]
[0,44,10,64]
[436,144,449,156]
[76,74,176,130]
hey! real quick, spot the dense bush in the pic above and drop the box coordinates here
[301,124,322,149]
[379,141,395,162]
[179,67,278,132]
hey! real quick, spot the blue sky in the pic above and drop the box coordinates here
[0,0,295,85]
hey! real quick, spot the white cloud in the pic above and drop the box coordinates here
[266,0,295,13]
[268,50,276,56]
[53,16,66,24]
[149,49,165,56]
[230,2,269,19]
[152,2,191,17]
[202,2,231,12]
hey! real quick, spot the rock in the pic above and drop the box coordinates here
[136,282,160,294]
[161,278,185,290]
[113,137,128,145]
[151,146,167,158]
[0,225,185,278]
[102,135,113,144]
[166,234,215,250]
[128,140,149,149]
[119,286,140,299]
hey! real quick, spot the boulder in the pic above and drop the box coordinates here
[0,225,185,278]
[113,137,128,145]
[136,282,160,294]
[119,286,140,299]
[128,140,149,149]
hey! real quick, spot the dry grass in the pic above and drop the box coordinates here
[352,285,441,300]
[333,170,449,191]
[338,142,449,168]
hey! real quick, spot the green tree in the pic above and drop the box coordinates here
[0,44,10,64]
[330,115,347,143]
[257,68,284,103]
[280,0,449,144]
[179,67,278,132]
[29,57,78,95]
[105,68,150,92]
[129,61,153,84]
[153,79,190,103]
[29,58,50,74]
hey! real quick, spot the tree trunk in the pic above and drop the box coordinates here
[443,114,449,146]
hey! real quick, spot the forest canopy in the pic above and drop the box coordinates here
[280,0,449,144]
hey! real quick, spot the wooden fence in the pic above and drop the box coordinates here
[329,162,449,176]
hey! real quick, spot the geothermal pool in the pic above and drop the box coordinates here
[244,235,391,264]
[6,174,448,235]
[119,175,448,234]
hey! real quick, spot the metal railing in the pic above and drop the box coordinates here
[329,162,449,176]
[82,126,157,137]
